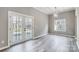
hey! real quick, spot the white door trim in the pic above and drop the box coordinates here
[8,11,34,46]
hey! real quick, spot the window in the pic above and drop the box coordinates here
[54,18,66,32]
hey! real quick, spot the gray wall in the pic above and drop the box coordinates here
[0,7,48,49]
[30,8,48,37]
[48,10,75,36]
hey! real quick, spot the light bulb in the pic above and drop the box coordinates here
[54,13,58,18]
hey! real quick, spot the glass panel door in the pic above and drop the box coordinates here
[9,16,17,45]
[16,16,23,43]
[8,11,33,46]
[9,15,23,45]
[24,17,33,40]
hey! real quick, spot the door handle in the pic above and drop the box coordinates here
[24,28,26,31]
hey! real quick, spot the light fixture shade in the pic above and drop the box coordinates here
[54,13,58,18]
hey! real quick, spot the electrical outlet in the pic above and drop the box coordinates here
[1,41,5,44]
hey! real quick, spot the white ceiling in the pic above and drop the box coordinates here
[34,7,75,15]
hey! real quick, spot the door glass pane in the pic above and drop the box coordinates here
[25,17,32,39]
[12,16,17,44]
[16,16,22,41]
[11,16,23,44]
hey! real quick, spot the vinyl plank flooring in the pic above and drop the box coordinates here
[2,35,79,52]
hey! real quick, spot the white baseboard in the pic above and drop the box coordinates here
[58,34,75,38]
[50,33,75,38]
[33,33,48,39]
[0,33,47,50]
[0,45,9,50]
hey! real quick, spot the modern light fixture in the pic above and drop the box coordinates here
[53,7,58,18]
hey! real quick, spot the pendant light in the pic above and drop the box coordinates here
[53,7,58,18]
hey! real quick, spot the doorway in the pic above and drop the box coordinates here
[8,11,34,46]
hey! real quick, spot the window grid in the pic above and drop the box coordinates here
[54,18,66,32]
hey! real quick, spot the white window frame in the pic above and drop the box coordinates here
[54,18,66,32]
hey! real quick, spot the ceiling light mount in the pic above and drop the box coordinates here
[53,7,58,18]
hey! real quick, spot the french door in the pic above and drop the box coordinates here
[8,11,33,46]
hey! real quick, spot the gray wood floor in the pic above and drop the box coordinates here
[2,35,79,52]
